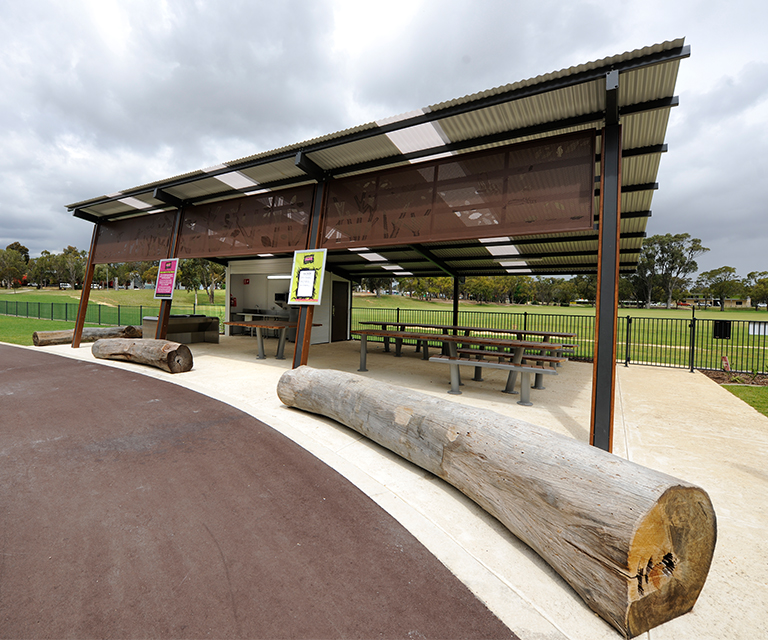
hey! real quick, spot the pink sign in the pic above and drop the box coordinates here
[154,258,179,300]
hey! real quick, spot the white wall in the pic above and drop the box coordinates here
[226,258,346,344]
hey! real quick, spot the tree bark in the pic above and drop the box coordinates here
[91,338,193,373]
[277,367,716,638]
[33,326,142,347]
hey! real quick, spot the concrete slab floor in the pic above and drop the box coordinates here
[32,336,768,639]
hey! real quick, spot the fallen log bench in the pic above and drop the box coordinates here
[33,325,142,347]
[429,354,557,405]
[91,338,193,373]
[277,367,716,638]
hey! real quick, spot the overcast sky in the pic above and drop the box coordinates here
[1,0,766,278]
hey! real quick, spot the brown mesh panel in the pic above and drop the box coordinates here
[321,130,595,248]
[92,212,176,264]
[178,186,313,258]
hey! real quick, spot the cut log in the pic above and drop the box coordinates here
[33,325,142,347]
[91,338,193,373]
[277,367,716,638]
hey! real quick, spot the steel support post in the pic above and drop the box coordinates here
[590,71,622,452]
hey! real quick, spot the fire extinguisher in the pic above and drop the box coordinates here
[230,294,237,307]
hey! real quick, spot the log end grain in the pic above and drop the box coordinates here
[625,485,717,637]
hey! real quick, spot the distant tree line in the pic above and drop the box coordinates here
[0,243,225,304]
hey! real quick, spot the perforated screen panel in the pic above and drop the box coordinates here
[178,185,314,258]
[92,212,176,264]
[321,131,595,249]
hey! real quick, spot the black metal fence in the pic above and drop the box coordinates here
[3,300,767,373]
[0,300,225,332]
[351,307,768,374]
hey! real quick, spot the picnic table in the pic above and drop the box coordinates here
[351,329,564,405]
[357,321,575,357]
[225,320,318,360]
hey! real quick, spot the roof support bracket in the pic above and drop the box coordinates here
[153,188,184,209]
[408,245,459,278]
[295,151,327,182]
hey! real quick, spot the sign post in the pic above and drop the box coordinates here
[154,258,179,300]
[289,249,327,367]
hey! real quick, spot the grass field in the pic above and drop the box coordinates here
[723,385,768,417]
[0,316,100,346]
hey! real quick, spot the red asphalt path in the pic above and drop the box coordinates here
[0,344,516,639]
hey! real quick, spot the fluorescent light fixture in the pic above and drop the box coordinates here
[359,252,387,262]
[381,265,402,270]
[479,237,512,243]
[267,274,291,280]
[257,253,274,257]
[245,188,270,196]
[499,260,527,267]
[485,245,520,257]
[507,268,532,274]
[348,247,370,252]
[394,271,413,276]
[118,197,152,210]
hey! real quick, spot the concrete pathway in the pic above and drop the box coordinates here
[31,336,768,639]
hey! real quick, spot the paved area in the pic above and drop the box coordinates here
[13,335,768,638]
[0,344,514,639]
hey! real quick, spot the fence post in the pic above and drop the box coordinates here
[99,304,102,325]
[397,307,400,323]
[118,305,121,326]
[624,315,632,367]
[524,311,528,331]
[65,303,68,322]
[689,307,697,373]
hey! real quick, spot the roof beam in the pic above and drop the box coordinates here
[295,151,327,182]
[153,188,184,208]
[407,245,459,278]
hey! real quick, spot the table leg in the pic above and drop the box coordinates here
[359,335,368,372]
[421,340,430,360]
[276,328,288,359]
[502,347,524,394]
[395,338,403,357]
[532,371,546,390]
[447,342,462,386]
[255,327,267,359]
[517,372,533,406]
[382,324,390,352]
[448,362,462,394]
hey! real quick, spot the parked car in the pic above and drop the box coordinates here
[59,283,72,289]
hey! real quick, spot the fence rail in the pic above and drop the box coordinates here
[3,300,766,373]
[0,300,226,333]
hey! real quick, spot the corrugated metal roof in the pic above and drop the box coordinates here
[68,39,689,278]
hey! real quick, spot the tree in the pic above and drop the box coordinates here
[5,242,30,264]
[177,259,225,304]
[28,250,57,288]
[746,271,768,310]
[635,234,708,308]
[0,248,26,289]
[696,266,743,311]
[56,246,87,289]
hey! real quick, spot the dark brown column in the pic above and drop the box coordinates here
[154,205,185,340]
[72,224,99,348]
[590,70,623,451]
[292,179,327,368]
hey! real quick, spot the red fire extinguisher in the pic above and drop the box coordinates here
[230,294,237,307]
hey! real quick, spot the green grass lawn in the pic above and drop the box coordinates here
[0,316,100,347]
[722,385,768,418]
[0,286,225,307]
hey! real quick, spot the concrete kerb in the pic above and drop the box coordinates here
[26,336,768,640]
